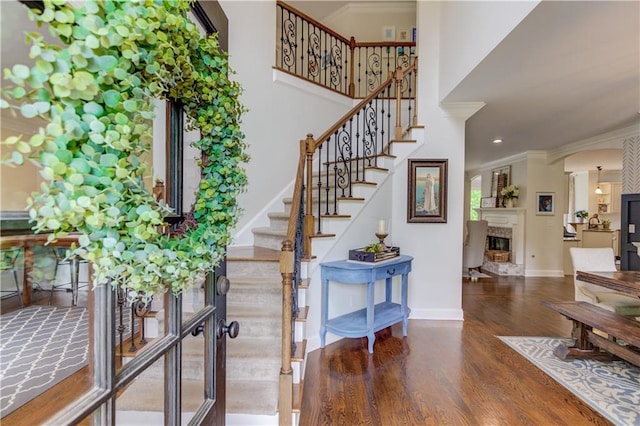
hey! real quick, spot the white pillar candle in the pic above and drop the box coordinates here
[378,219,386,234]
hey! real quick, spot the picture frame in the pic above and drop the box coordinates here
[491,165,511,207]
[536,192,555,215]
[407,159,448,223]
[382,26,396,41]
[397,28,410,42]
[481,197,497,208]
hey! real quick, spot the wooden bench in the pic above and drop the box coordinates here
[542,300,640,366]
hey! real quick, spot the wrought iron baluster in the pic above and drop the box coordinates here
[407,69,413,126]
[380,90,386,158]
[291,187,304,355]
[317,144,323,233]
[351,117,360,183]
[387,85,392,144]
[128,300,137,353]
[117,286,125,362]
[356,47,362,98]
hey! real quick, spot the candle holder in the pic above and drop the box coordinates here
[375,232,388,248]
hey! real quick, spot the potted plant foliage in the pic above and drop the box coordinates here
[575,210,589,223]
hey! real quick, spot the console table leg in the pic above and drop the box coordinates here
[402,273,409,336]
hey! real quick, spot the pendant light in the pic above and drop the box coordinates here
[595,166,603,194]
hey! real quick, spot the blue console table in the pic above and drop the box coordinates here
[319,255,413,353]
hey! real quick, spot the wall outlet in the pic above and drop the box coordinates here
[630,224,636,234]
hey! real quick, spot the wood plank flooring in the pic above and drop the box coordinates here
[299,274,611,425]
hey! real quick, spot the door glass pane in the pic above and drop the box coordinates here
[181,333,206,423]
[182,276,206,324]
[115,356,166,424]
[115,290,167,372]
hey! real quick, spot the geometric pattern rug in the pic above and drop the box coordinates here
[0,306,89,417]
[499,336,640,426]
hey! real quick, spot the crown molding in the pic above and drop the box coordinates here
[546,123,639,165]
[440,101,486,120]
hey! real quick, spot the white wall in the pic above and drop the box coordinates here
[321,2,416,42]
[439,1,539,100]
[387,1,467,321]
[524,153,565,276]
[220,1,354,242]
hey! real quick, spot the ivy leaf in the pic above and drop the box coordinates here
[103,90,121,108]
[12,64,30,80]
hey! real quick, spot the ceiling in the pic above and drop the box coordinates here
[2,1,638,173]
[442,1,639,173]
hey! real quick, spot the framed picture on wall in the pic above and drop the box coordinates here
[491,165,511,207]
[536,192,555,215]
[397,28,410,42]
[407,159,448,223]
[382,26,396,41]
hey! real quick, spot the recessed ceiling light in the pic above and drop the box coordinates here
[493,139,503,144]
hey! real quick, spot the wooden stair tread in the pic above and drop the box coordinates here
[310,233,336,239]
[337,196,365,201]
[299,278,310,289]
[292,339,307,362]
[227,245,280,261]
[296,306,309,321]
[390,138,416,143]
[320,214,351,219]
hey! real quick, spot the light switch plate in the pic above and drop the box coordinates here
[630,224,636,233]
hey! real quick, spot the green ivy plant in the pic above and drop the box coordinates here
[1,0,248,299]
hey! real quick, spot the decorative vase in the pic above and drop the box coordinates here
[506,198,515,208]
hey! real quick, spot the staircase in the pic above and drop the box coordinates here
[224,125,423,424]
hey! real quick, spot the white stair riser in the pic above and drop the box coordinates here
[253,232,286,251]
[298,288,307,308]
[268,214,289,230]
[294,320,305,341]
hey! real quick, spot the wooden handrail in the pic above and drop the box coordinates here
[276,0,350,45]
[314,61,417,149]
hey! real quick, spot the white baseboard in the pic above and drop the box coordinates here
[410,308,464,321]
[524,269,565,277]
[226,413,279,426]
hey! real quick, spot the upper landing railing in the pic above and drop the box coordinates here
[275,1,416,99]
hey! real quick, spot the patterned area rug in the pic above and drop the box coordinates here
[499,336,640,426]
[0,306,89,417]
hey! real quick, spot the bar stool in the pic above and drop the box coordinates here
[0,247,23,308]
[49,247,87,306]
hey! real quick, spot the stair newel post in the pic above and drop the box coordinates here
[394,66,405,141]
[279,240,294,426]
[348,36,356,98]
[304,134,315,258]
[412,57,419,127]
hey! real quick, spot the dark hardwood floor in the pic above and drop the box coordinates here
[299,274,611,425]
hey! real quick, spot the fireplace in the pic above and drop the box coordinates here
[476,207,525,276]
[487,235,510,252]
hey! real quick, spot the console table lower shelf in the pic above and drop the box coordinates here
[319,255,413,353]
[324,301,406,340]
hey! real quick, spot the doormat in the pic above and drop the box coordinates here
[0,305,88,417]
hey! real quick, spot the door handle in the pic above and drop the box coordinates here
[216,276,231,296]
[216,319,240,339]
